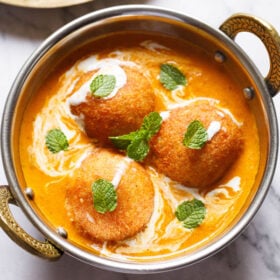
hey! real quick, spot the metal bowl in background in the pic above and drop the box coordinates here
[0,0,93,8]
[0,5,279,273]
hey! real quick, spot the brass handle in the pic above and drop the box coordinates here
[0,185,62,259]
[220,13,280,96]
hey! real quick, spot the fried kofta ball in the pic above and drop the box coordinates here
[147,102,243,189]
[65,149,154,242]
[70,66,156,144]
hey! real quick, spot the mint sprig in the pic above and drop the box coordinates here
[110,131,139,150]
[109,112,162,161]
[127,137,149,162]
[141,111,163,139]
[90,74,116,98]
[159,63,187,91]
[175,199,206,229]
[45,128,69,153]
[92,179,117,214]
[183,120,208,149]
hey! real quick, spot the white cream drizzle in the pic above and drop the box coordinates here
[70,113,86,133]
[206,176,241,199]
[65,55,139,133]
[158,98,220,122]
[159,111,170,121]
[111,157,132,189]
[167,97,219,110]
[221,108,243,127]
[86,212,95,223]
[29,65,94,177]
[77,56,136,72]
[159,99,238,141]
[216,110,225,118]
[68,59,129,106]
[207,121,221,141]
[30,110,93,177]
[165,97,243,128]
[163,176,204,203]
[221,176,241,192]
[140,40,170,52]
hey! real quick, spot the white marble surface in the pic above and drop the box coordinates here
[0,0,280,279]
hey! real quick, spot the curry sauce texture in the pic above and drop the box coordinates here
[19,33,260,262]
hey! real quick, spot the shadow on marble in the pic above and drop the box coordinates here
[0,0,149,40]
[30,234,255,280]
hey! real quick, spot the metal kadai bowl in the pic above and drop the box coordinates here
[0,5,279,273]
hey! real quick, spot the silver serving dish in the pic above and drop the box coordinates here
[0,5,279,274]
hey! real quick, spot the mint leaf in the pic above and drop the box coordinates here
[90,74,116,98]
[160,63,187,90]
[175,199,206,229]
[141,111,162,139]
[92,179,117,214]
[183,120,208,149]
[109,131,138,150]
[127,138,149,161]
[45,128,69,153]
[109,112,162,161]
[110,138,131,150]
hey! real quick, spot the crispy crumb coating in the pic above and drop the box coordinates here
[70,66,156,144]
[65,149,154,242]
[147,102,243,189]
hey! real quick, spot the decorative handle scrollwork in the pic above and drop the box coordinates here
[220,13,280,96]
[0,185,62,260]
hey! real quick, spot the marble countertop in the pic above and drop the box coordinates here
[0,0,280,279]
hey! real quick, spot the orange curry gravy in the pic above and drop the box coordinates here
[19,32,260,262]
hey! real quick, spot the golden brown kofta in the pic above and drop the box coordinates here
[65,149,154,242]
[147,102,243,189]
[70,66,156,144]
